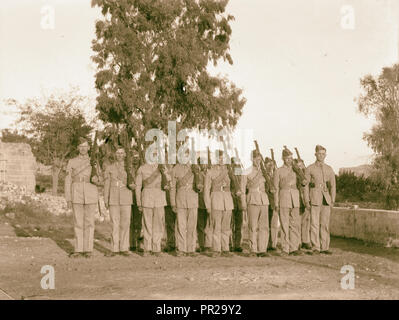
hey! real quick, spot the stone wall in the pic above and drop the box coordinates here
[331,207,399,245]
[0,141,37,192]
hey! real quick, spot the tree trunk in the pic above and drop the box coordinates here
[51,165,61,196]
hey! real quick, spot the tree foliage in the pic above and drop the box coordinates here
[6,88,93,194]
[91,0,246,157]
[358,64,399,188]
[0,129,31,144]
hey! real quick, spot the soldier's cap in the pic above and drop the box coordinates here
[282,146,293,158]
[78,137,89,147]
[315,145,326,152]
[264,157,273,164]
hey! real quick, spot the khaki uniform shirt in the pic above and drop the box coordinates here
[170,164,198,209]
[241,166,269,208]
[305,161,336,206]
[204,165,234,211]
[103,162,133,206]
[273,164,300,208]
[135,163,167,208]
[65,155,98,204]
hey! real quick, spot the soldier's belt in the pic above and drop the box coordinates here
[143,186,162,191]
[72,177,91,183]
[177,186,195,192]
[280,186,298,191]
[110,181,127,188]
[247,187,265,193]
[311,183,328,191]
[211,186,230,192]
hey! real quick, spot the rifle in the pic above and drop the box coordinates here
[207,146,212,170]
[254,140,274,193]
[271,149,277,171]
[120,131,135,190]
[292,146,307,186]
[90,131,102,186]
[159,143,170,191]
[190,138,203,192]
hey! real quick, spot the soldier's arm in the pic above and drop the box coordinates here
[330,167,336,204]
[65,159,72,203]
[103,165,111,206]
[135,167,143,208]
[170,166,177,208]
[303,166,311,206]
[273,168,279,208]
[240,174,247,210]
[204,169,212,212]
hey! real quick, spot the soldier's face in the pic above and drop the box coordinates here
[283,155,293,166]
[297,160,305,169]
[315,150,326,162]
[253,156,261,168]
[116,149,126,162]
[265,161,273,172]
[78,143,89,156]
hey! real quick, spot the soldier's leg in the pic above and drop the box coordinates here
[279,208,290,254]
[176,208,188,253]
[130,205,140,249]
[310,205,321,251]
[289,207,301,253]
[204,210,212,248]
[152,206,165,253]
[72,204,84,253]
[120,205,132,252]
[197,208,206,249]
[187,208,198,253]
[109,205,121,252]
[221,210,232,252]
[211,210,222,252]
[258,205,269,253]
[301,207,311,246]
[270,209,279,249]
[142,207,153,253]
[234,209,243,250]
[320,205,331,251]
[83,204,96,252]
[248,204,260,253]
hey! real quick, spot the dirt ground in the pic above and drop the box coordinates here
[0,217,398,300]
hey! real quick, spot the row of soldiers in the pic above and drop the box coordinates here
[64,138,336,258]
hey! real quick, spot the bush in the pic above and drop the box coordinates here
[35,172,66,195]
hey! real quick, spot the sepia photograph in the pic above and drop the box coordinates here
[0,0,398,304]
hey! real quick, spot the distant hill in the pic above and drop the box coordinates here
[338,164,373,178]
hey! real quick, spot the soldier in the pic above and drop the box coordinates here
[241,151,269,257]
[170,151,199,257]
[230,156,244,253]
[135,149,167,257]
[305,145,336,255]
[65,138,99,258]
[273,147,302,256]
[204,150,234,257]
[264,157,279,251]
[103,147,134,257]
[196,157,212,253]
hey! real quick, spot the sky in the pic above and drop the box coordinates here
[0,0,398,171]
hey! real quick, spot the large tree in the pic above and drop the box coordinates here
[6,88,93,195]
[358,64,399,207]
[91,0,246,159]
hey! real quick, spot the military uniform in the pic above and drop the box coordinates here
[305,161,336,252]
[204,165,234,253]
[65,154,98,253]
[103,162,132,253]
[170,164,198,254]
[241,166,269,254]
[135,164,167,253]
[273,164,301,254]
[196,168,212,251]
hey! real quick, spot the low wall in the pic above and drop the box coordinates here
[331,207,399,245]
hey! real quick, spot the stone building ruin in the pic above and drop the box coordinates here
[0,140,37,192]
